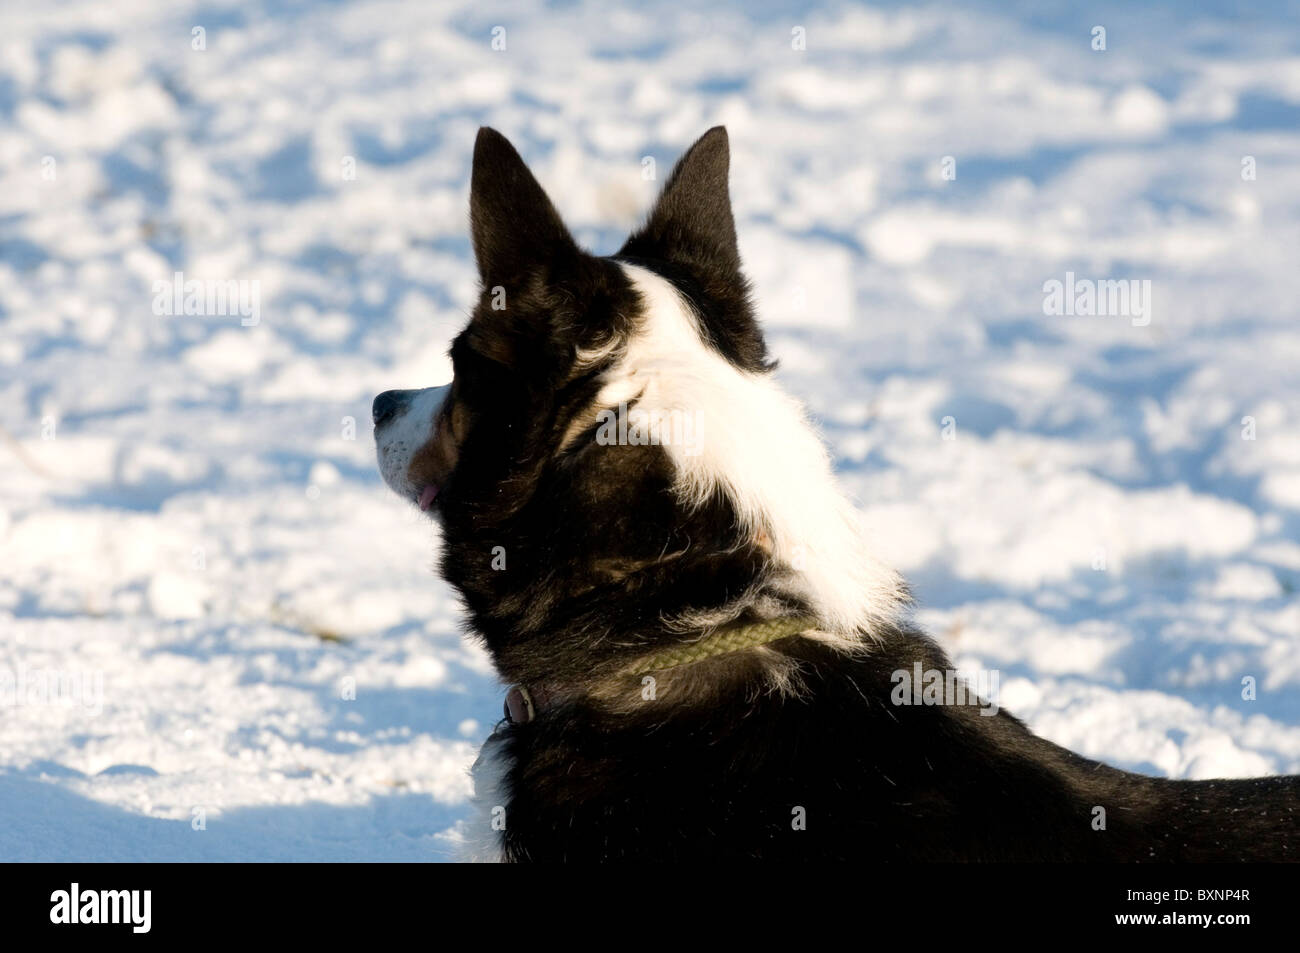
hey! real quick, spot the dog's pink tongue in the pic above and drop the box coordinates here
[418,485,439,510]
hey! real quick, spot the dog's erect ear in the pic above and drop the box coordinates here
[470,127,577,285]
[619,126,740,272]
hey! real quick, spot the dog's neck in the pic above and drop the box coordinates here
[499,614,820,724]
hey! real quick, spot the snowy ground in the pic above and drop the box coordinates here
[2,0,1299,861]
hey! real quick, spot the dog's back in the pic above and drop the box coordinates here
[475,626,1298,862]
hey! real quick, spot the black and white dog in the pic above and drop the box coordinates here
[373,127,1298,861]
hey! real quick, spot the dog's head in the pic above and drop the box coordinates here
[374,128,900,679]
[374,127,763,510]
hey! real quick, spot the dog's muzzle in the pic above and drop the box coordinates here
[373,383,450,509]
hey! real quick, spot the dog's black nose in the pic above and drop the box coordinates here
[372,390,411,429]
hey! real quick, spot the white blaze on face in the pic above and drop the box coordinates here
[609,263,905,636]
[375,384,450,505]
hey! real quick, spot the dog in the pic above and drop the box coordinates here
[373,126,1298,861]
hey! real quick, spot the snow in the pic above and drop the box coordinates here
[2,0,1299,860]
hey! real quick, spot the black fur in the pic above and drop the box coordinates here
[500,628,1300,861]
[391,127,1299,861]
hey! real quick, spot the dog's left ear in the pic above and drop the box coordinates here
[470,127,578,286]
[620,126,740,273]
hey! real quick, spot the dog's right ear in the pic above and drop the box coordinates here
[619,126,741,274]
[470,128,577,286]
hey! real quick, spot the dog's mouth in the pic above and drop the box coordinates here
[417,484,440,511]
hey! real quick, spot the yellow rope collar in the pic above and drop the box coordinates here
[626,615,819,676]
[503,616,820,724]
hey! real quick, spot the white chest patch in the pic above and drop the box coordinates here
[455,729,513,863]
